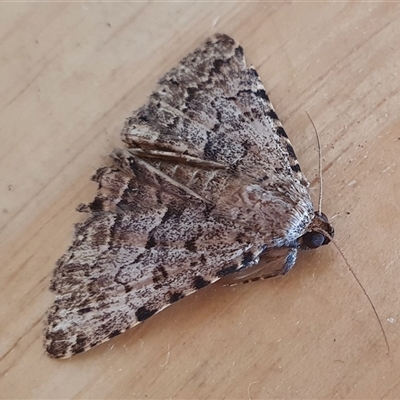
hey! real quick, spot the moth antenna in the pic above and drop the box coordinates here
[306,113,389,353]
[313,229,390,354]
[305,111,323,214]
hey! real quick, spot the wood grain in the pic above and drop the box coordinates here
[1,2,400,398]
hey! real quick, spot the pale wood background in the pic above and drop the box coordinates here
[1,2,400,399]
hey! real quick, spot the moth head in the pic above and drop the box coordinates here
[300,212,334,250]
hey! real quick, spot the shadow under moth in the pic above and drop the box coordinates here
[44,33,337,358]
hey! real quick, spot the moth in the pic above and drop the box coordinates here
[45,34,334,358]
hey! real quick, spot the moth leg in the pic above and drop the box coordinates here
[227,247,298,286]
[278,247,298,275]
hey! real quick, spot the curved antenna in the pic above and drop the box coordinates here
[305,111,323,214]
[313,228,390,354]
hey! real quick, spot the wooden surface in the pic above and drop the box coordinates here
[1,2,400,399]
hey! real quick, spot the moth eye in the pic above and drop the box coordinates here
[303,231,325,249]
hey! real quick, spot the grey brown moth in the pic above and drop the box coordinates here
[45,34,334,358]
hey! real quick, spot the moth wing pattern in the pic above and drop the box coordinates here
[46,153,268,358]
[123,34,310,199]
[45,34,316,358]
[122,34,314,244]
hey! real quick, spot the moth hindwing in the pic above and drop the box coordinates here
[45,33,333,358]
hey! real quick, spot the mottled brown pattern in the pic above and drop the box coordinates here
[44,34,333,358]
